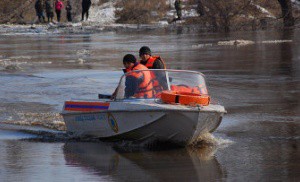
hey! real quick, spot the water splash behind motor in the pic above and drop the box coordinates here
[189,133,233,148]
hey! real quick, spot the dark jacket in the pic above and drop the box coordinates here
[35,0,44,13]
[82,0,91,11]
[175,0,182,11]
[66,4,72,12]
[45,0,53,13]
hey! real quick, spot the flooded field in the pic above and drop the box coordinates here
[0,28,299,181]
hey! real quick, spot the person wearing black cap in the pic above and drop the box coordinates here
[111,54,153,99]
[139,46,166,70]
[139,46,167,95]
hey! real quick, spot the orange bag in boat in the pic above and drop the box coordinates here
[170,84,206,95]
[161,90,210,106]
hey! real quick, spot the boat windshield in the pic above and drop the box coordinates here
[115,69,208,100]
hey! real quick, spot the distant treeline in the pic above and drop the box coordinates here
[0,0,298,31]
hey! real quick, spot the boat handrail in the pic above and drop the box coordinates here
[122,69,205,77]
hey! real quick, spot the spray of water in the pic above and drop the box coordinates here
[189,133,233,148]
[2,112,66,131]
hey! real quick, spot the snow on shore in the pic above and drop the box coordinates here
[0,0,293,34]
[88,1,116,25]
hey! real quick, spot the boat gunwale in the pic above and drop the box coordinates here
[61,108,226,116]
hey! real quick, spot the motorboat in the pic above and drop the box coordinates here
[61,69,226,146]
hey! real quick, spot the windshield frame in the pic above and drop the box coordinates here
[114,69,207,100]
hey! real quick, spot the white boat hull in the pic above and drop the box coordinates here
[62,101,225,146]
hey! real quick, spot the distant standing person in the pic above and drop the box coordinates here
[45,0,54,23]
[35,0,45,23]
[55,0,64,22]
[174,0,182,20]
[66,1,72,22]
[82,0,91,21]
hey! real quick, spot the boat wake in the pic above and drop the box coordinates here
[0,122,67,141]
[110,132,234,152]
[2,112,65,131]
[0,111,69,141]
[0,122,233,154]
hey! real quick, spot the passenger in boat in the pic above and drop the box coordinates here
[139,46,166,69]
[139,46,168,96]
[117,54,153,99]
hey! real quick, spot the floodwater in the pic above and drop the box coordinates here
[0,28,299,181]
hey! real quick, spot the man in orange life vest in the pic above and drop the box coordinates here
[139,46,166,69]
[139,46,168,95]
[122,54,153,99]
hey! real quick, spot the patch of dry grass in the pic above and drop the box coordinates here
[115,0,169,24]
[0,0,82,24]
[192,0,284,31]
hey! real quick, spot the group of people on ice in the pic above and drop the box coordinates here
[35,0,91,23]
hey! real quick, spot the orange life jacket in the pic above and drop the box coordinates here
[140,56,166,96]
[127,64,153,98]
[142,56,166,69]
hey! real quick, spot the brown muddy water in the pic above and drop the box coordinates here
[0,28,299,181]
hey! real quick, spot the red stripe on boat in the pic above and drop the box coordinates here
[64,101,110,111]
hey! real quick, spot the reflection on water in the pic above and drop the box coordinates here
[63,142,225,181]
[279,29,294,76]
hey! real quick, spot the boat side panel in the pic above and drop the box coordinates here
[99,111,198,144]
[102,111,224,145]
[63,113,111,136]
[63,111,165,137]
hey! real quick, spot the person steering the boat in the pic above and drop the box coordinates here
[139,46,168,96]
[122,54,154,99]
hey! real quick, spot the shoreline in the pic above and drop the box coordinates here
[1,20,292,35]
[0,21,209,35]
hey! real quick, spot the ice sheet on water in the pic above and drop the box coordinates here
[217,39,293,46]
[0,59,53,71]
[261,40,293,44]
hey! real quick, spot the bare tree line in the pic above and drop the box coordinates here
[196,0,296,31]
[0,0,297,31]
[277,0,295,26]
[0,0,35,23]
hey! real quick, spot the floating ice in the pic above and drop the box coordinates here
[218,40,255,46]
